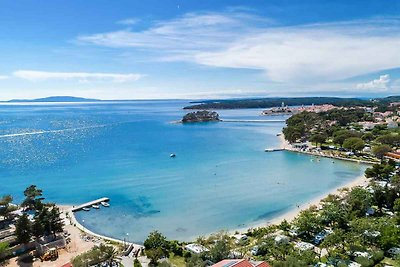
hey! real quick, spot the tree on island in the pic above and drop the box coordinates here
[343,137,365,153]
[0,241,10,259]
[134,258,143,267]
[144,231,170,265]
[309,133,327,147]
[332,130,360,147]
[282,126,304,143]
[293,206,323,238]
[320,195,348,228]
[345,187,372,218]
[22,185,44,210]
[185,253,205,267]
[100,244,120,266]
[72,244,120,267]
[376,133,400,147]
[365,163,395,181]
[208,232,232,263]
[0,195,16,220]
[372,144,391,160]
[16,185,64,244]
[361,132,375,142]
[15,213,32,245]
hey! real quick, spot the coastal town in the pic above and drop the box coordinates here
[1,99,400,267]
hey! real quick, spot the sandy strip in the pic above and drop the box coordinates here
[268,174,368,225]
[228,133,372,235]
[64,206,143,248]
[229,175,369,235]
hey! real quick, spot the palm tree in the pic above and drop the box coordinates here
[100,244,121,265]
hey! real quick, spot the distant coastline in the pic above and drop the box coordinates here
[4,96,101,103]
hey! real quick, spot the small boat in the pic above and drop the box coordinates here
[82,207,90,211]
[170,153,176,158]
[101,201,110,207]
[92,204,100,209]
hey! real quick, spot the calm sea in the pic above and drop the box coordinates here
[0,100,366,242]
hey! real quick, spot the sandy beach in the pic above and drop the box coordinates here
[271,133,371,224]
[229,134,372,234]
[229,174,369,235]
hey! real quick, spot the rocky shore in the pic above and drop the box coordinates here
[181,110,220,123]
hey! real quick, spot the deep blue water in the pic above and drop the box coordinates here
[0,100,366,242]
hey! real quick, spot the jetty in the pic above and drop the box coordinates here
[71,197,109,212]
[265,148,284,152]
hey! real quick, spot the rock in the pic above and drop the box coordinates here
[181,110,220,123]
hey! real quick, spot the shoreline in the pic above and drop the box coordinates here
[54,132,373,246]
[228,134,372,235]
[60,205,144,248]
[277,133,378,165]
[230,174,369,235]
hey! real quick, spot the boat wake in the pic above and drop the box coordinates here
[0,124,109,138]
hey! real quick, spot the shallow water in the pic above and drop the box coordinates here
[0,100,366,242]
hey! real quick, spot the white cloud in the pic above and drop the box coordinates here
[356,74,391,91]
[117,18,139,26]
[78,12,270,50]
[13,70,143,83]
[78,13,400,86]
[0,75,8,80]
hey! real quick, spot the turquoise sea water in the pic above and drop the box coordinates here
[0,100,366,242]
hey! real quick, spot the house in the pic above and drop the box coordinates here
[184,243,209,254]
[313,229,333,245]
[294,241,315,251]
[353,251,372,259]
[385,151,400,161]
[232,234,248,244]
[387,247,400,258]
[387,119,398,129]
[274,234,290,245]
[211,259,271,267]
[363,230,381,238]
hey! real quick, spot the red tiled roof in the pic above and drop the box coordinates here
[253,262,271,267]
[386,152,400,159]
[212,259,253,267]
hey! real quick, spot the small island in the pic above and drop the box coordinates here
[181,110,220,123]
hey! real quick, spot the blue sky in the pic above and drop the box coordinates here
[0,0,400,100]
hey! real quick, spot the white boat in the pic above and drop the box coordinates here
[170,153,176,158]
[101,201,110,207]
[92,204,100,209]
[82,207,90,211]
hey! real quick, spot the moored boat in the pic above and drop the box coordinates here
[82,207,90,211]
[92,204,100,209]
[101,201,110,207]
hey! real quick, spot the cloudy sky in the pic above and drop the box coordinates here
[0,0,400,100]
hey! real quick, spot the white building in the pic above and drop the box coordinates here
[184,243,209,254]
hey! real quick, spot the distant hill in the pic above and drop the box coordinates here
[7,96,101,102]
[183,97,375,109]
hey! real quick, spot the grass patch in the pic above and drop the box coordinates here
[168,253,186,267]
